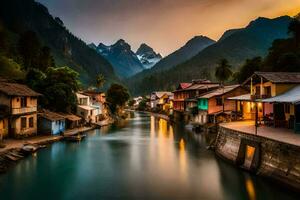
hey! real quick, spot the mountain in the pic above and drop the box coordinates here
[127,36,216,82]
[151,36,216,72]
[136,43,162,69]
[0,0,118,86]
[127,16,292,95]
[92,39,145,78]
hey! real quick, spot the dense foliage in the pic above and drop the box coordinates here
[236,18,300,83]
[106,84,130,113]
[0,0,118,87]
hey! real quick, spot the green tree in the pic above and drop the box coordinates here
[41,67,80,112]
[106,84,130,113]
[128,99,135,107]
[37,46,55,72]
[215,59,233,112]
[236,57,262,83]
[96,74,105,90]
[288,19,300,45]
[18,30,41,70]
[26,68,46,91]
[138,99,147,111]
[215,59,233,85]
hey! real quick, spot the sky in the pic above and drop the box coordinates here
[38,0,300,56]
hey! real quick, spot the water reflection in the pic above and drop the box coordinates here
[245,175,256,200]
[0,112,298,200]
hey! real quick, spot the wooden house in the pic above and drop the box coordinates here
[229,72,300,131]
[0,82,41,138]
[150,92,173,110]
[58,113,82,129]
[38,109,66,135]
[173,80,219,113]
[197,85,248,124]
[173,83,192,112]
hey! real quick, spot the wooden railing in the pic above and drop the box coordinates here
[251,94,272,100]
[11,106,37,115]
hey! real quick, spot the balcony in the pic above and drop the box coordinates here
[250,94,272,101]
[11,106,37,115]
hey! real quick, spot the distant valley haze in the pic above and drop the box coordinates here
[37,0,300,56]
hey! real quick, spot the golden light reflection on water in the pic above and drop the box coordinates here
[179,138,188,183]
[150,116,189,185]
[245,175,256,200]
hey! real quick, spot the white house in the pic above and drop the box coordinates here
[76,93,101,123]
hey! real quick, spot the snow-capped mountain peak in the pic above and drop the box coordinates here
[136,43,162,69]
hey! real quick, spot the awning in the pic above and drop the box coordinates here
[227,94,251,101]
[262,85,300,104]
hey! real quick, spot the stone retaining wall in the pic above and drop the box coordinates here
[215,126,300,190]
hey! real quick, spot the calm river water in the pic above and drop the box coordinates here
[0,112,298,200]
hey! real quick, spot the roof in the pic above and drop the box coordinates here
[78,105,96,111]
[243,72,300,85]
[152,91,173,99]
[262,85,300,104]
[199,85,240,99]
[58,113,81,121]
[184,83,220,91]
[81,90,105,96]
[227,94,251,101]
[39,109,65,121]
[76,93,89,99]
[177,83,192,90]
[0,82,41,97]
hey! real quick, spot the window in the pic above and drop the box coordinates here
[216,97,223,106]
[21,117,27,129]
[284,104,290,114]
[264,86,271,97]
[20,97,27,107]
[29,117,34,128]
[90,110,93,115]
[255,86,261,96]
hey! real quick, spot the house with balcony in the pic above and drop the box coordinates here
[38,109,66,135]
[159,93,174,114]
[173,83,192,112]
[228,72,300,131]
[0,81,41,138]
[76,93,101,123]
[173,80,220,122]
[150,92,172,110]
[196,85,248,124]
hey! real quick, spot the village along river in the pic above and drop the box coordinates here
[0,112,298,199]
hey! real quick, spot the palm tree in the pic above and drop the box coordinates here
[215,59,232,85]
[96,74,105,91]
[288,19,300,45]
[215,58,233,112]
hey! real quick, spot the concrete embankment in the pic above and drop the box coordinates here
[215,126,300,190]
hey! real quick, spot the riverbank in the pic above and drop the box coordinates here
[0,119,115,173]
[215,123,300,190]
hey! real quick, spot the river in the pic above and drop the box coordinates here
[0,112,298,200]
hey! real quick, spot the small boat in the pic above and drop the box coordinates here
[21,145,38,155]
[64,134,86,142]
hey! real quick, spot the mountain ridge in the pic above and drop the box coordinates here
[127,15,292,95]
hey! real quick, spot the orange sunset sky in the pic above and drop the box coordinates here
[38,0,300,56]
